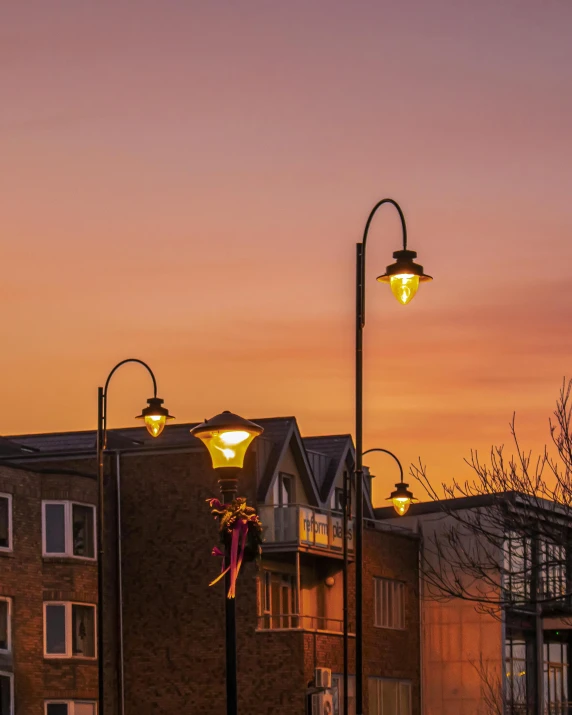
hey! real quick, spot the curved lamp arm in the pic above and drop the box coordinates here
[362,447,404,483]
[358,198,407,328]
[100,358,158,441]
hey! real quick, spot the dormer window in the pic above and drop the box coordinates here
[274,473,295,507]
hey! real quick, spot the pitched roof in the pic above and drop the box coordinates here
[302,435,353,502]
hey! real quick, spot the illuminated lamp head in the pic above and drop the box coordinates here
[135,397,174,438]
[387,481,416,516]
[190,411,264,470]
[377,249,432,305]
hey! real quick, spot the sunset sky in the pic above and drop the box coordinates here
[2,1,572,506]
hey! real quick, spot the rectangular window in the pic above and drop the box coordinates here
[368,678,411,715]
[43,502,95,559]
[0,599,11,653]
[0,672,13,715]
[332,674,356,715]
[0,495,12,551]
[374,578,405,629]
[46,703,97,715]
[503,531,531,600]
[258,571,298,629]
[44,603,96,659]
[331,487,345,512]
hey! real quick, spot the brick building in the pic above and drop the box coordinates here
[0,417,420,715]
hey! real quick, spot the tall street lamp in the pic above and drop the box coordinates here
[96,359,174,715]
[353,199,431,714]
[191,411,263,715]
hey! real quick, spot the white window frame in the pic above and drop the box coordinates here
[0,493,13,553]
[332,673,356,715]
[374,577,405,630]
[0,597,12,654]
[42,501,96,560]
[43,602,97,660]
[368,678,412,715]
[0,670,14,715]
[45,701,98,715]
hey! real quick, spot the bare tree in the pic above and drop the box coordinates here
[412,378,572,612]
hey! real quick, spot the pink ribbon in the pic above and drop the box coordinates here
[208,499,251,599]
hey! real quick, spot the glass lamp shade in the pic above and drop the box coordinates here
[377,248,432,305]
[190,411,264,469]
[387,482,416,517]
[389,274,420,305]
[135,397,174,438]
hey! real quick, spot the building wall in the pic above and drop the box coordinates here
[362,526,421,715]
[2,438,422,715]
[0,464,98,715]
[392,510,503,715]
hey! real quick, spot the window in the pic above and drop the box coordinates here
[374,578,405,629]
[258,571,298,629]
[0,495,12,551]
[44,603,96,658]
[332,674,356,715]
[0,599,11,653]
[504,639,528,706]
[45,703,97,715]
[331,487,345,513]
[368,679,411,715]
[0,672,13,715]
[539,540,567,600]
[503,532,531,601]
[43,502,95,559]
[274,473,295,506]
[544,641,569,712]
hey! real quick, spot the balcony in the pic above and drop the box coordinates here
[257,613,354,634]
[258,504,354,558]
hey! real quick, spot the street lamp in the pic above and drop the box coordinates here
[362,447,416,517]
[96,359,173,715]
[353,199,431,715]
[191,411,263,715]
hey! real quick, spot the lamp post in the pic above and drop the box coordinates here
[96,359,173,715]
[191,410,263,715]
[353,199,432,714]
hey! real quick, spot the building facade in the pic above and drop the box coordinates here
[379,493,572,715]
[0,417,421,715]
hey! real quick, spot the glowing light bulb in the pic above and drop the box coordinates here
[389,274,419,305]
[392,496,411,516]
[219,430,250,446]
[144,414,167,438]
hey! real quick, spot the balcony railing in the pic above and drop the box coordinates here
[257,613,354,634]
[258,504,354,554]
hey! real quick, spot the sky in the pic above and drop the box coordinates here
[2,1,572,507]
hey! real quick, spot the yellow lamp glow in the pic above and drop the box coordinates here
[377,248,432,305]
[392,496,412,516]
[389,274,419,305]
[144,414,167,438]
[136,397,174,438]
[387,481,416,517]
[191,412,264,470]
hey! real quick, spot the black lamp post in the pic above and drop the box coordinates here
[96,358,173,715]
[352,199,431,714]
[190,411,263,715]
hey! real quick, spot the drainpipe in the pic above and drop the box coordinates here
[416,520,424,715]
[115,452,126,715]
